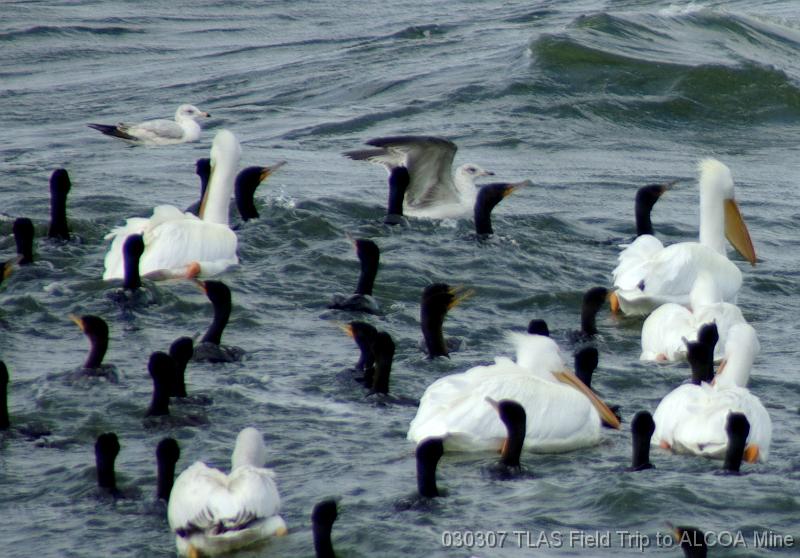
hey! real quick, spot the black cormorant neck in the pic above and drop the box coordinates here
[723,412,750,473]
[122,234,144,291]
[370,331,394,394]
[312,499,338,558]
[156,437,180,501]
[0,361,9,430]
[574,347,599,389]
[496,400,526,468]
[629,411,655,471]
[95,432,120,492]
[168,337,194,398]
[687,341,714,384]
[474,183,513,236]
[416,437,444,498]
[385,166,409,223]
[48,168,71,240]
[197,158,211,201]
[421,284,456,358]
[580,287,609,336]
[675,527,708,558]
[354,239,379,296]
[201,281,231,345]
[687,323,718,385]
[13,218,34,265]
[74,315,109,369]
[347,321,377,373]
[146,352,176,417]
[527,319,550,336]
[235,166,266,221]
[634,184,666,237]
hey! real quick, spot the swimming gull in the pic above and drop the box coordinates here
[88,104,210,145]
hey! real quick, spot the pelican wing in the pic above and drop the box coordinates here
[409,358,601,452]
[613,240,742,314]
[364,136,460,209]
[168,462,282,535]
[103,205,237,280]
[640,303,695,361]
[653,383,771,461]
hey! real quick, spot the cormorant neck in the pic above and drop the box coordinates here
[146,353,174,417]
[416,439,443,498]
[635,204,654,237]
[386,166,409,219]
[355,251,378,296]
[723,413,749,473]
[202,300,230,345]
[312,500,337,558]
[371,332,394,395]
[147,384,170,417]
[630,411,655,470]
[13,218,34,265]
[235,179,259,221]
[501,423,525,469]
[49,193,69,240]
[156,438,179,501]
[421,313,448,358]
[580,307,599,336]
[95,434,119,492]
[0,363,9,430]
[474,189,503,236]
[85,333,108,369]
[123,253,141,291]
[688,344,715,385]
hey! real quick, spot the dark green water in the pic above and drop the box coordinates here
[1,1,799,556]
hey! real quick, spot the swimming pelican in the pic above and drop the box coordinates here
[88,104,210,145]
[640,271,750,362]
[168,427,287,557]
[344,136,494,218]
[103,129,241,280]
[611,159,755,316]
[407,333,620,452]
[652,323,770,462]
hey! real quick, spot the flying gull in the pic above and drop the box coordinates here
[345,135,494,219]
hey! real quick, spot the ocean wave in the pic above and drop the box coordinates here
[524,10,800,125]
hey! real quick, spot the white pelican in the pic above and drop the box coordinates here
[611,159,756,316]
[640,271,750,361]
[102,129,241,280]
[344,135,494,218]
[407,333,620,453]
[652,323,771,462]
[167,427,287,557]
[88,104,210,145]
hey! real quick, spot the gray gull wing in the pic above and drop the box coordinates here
[347,136,460,209]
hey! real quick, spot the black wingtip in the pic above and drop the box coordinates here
[88,123,137,141]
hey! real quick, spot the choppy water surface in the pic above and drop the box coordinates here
[1,1,799,556]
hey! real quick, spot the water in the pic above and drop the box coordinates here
[2,1,799,556]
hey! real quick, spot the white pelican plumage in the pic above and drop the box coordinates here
[640,271,750,362]
[167,427,287,557]
[611,159,756,316]
[407,333,620,453]
[652,323,770,462]
[102,129,240,280]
